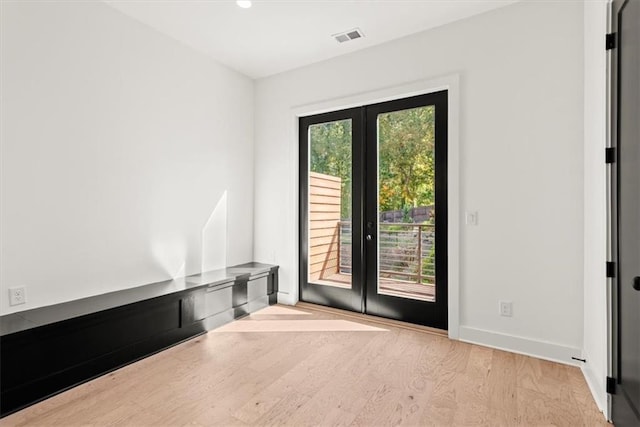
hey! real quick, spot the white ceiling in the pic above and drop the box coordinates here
[106,0,519,79]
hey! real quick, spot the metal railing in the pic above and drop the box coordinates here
[338,221,435,285]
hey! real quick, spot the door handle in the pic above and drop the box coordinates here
[633,277,640,291]
[366,234,374,241]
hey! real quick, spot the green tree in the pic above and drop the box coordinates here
[309,105,435,218]
[309,119,352,218]
[378,106,435,212]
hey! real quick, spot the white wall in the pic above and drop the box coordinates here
[254,0,585,362]
[0,1,254,314]
[582,0,610,416]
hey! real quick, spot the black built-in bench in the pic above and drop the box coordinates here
[0,262,278,417]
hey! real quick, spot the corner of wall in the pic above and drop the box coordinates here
[581,352,608,414]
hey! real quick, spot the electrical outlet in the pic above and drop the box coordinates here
[499,300,513,317]
[9,287,26,306]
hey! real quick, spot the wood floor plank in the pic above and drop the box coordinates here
[0,304,609,427]
[486,348,518,426]
[348,383,398,427]
[418,369,458,426]
[254,392,313,426]
[439,340,472,374]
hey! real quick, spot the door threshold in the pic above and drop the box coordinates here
[295,302,448,337]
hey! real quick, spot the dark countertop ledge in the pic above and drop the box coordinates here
[0,262,278,337]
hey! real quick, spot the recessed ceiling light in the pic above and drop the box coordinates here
[236,1,252,8]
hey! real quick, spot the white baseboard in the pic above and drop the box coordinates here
[276,291,296,306]
[458,326,582,366]
[581,363,608,418]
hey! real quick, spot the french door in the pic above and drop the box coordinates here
[299,91,448,329]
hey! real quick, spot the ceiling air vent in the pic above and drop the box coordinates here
[333,28,364,43]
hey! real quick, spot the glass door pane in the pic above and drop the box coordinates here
[377,106,436,302]
[308,119,353,289]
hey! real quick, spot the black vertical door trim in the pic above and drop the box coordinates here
[357,107,367,313]
[364,91,449,329]
[299,108,364,313]
[610,0,640,425]
[613,0,624,387]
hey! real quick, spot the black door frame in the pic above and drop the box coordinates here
[299,91,448,329]
[609,0,640,424]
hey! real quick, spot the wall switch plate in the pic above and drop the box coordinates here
[465,211,478,226]
[9,287,26,306]
[499,300,513,317]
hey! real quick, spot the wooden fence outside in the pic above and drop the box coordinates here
[308,172,341,281]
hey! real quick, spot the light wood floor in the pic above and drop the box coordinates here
[1,304,609,427]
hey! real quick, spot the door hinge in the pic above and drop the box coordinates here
[607,376,616,394]
[606,261,616,278]
[606,147,616,164]
[606,33,617,50]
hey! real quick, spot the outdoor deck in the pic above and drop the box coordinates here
[312,273,435,302]
[308,172,437,303]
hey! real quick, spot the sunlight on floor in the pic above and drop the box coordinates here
[253,305,313,316]
[212,306,388,333]
[212,319,387,333]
